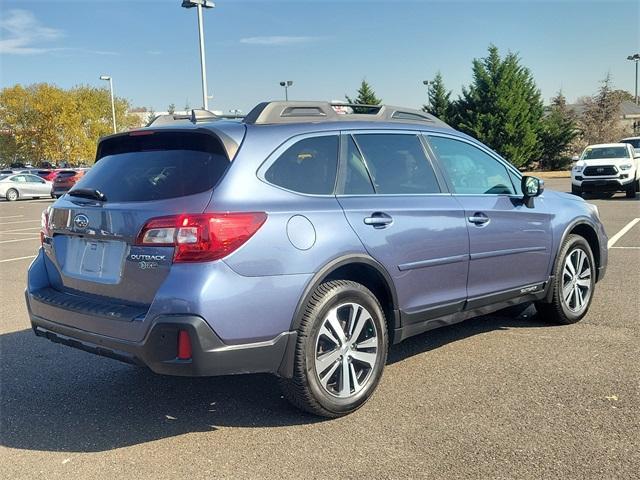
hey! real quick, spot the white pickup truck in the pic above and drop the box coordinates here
[571,143,640,198]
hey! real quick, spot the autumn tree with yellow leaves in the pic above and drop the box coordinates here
[0,83,141,166]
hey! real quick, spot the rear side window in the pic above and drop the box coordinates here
[353,134,440,194]
[265,135,338,194]
[74,132,229,202]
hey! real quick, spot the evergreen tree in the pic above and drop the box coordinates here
[578,74,627,145]
[422,72,453,124]
[455,45,544,168]
[346,80,381,112]
[539,91,578,170]
[167,103,176,114]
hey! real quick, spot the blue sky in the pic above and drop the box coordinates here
[1,0,638,114]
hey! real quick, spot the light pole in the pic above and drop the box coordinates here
[99,75,117,133]
[229,109,242,118]
[182,0,215,110]
[422,80,431,109]
[280,81,293,101]
[627,53,640,105]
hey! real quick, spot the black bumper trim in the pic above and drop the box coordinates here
[580,180,628,192]
[30,313,295,377]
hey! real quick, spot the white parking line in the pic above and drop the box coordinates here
[610,246,640,250]
[0,255,36,263]
[0,215,23,219]
[608,218,640,249]
[0,219,40,226]
[0,232,40,236]
[0,237,40,244]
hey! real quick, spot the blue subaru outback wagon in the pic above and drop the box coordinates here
[27,101,607,417]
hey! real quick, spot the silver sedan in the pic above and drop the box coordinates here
[0,174,53,201]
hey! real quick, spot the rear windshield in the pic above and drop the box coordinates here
[73,131,229,202]
[582,146,629,160]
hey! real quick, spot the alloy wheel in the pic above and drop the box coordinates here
[561,248,592,313]
[314,302,379,398]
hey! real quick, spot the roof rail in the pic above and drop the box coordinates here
[242,101,449,127]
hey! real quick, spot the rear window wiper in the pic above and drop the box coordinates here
[67,188,107,202]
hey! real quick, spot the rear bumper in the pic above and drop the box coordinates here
[28,306,295,377]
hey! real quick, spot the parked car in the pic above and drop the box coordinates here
[620,136,640,152]
[0,173,52,201]
[18,168,52,179]
[51,169,88,198]
[571,143,639,198]
[28,101,608,417]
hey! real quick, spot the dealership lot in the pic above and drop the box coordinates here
[1,178,638,479]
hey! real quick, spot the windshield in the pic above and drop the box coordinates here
[582,146,629,160]
[72,131,230,202]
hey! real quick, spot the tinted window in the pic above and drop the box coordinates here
[74,132,229,202]
[265,135,338,194]
[11,175,26,183]
[26,174,44,183]
[621,139,640,149]
[428,136,514,195]
[354,134,440,194]
[344,136,375,194]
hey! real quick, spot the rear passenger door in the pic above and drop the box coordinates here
[426,134,553,303]
[336,131,469,321]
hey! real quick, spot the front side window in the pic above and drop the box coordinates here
[26,174,44,183]
[353,134,440,194]
[428,136,514,195]
[265,135,338,194]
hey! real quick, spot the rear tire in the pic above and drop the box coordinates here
[279,280,388,418]
[571,185,582,197]
[535,234,595,325]
[6,188,18,201]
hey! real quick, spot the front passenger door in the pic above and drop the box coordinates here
[427,134,553,302]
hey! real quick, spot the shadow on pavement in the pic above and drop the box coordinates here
[1,305,551,453]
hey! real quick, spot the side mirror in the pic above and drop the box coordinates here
[521,176,544,207]
[571,155,580,162]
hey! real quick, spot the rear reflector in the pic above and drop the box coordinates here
[177,330,192,360]
[136,212,267,262]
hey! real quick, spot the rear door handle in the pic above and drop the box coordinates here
[468,213,490,225]
[364,212,393,228]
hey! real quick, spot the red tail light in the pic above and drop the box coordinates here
[136,212,267,263]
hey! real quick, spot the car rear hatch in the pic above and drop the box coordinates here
[39,129,234,324]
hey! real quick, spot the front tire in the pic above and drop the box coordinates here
[626,181,637,198]
[571,185,582,196]
[5,188,18,201]
[280,280,388,417]
[536,234,595,325]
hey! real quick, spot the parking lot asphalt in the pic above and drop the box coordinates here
[1,179,638,479]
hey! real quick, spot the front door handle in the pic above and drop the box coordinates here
[364,212,393,228]
[468,212,490,225]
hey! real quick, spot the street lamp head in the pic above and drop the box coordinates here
[423,80,429,86]
[279,81,286,87]
[181,0,215,8]
[628,54,640,61]
[99,75,111,81]
[287,80,293,87]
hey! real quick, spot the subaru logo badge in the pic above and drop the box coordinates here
[73,214,89,229]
